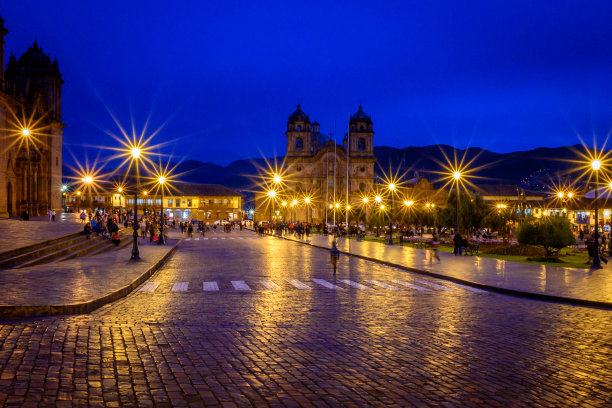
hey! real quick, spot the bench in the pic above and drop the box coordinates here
[464,244,479,256]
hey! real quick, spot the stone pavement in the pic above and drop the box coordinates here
[281,233,612,306]
[0,213,82,253]
[0,235,179,316]
[0,229,610,407]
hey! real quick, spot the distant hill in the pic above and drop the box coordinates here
[62,144,586,192]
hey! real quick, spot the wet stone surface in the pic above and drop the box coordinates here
[0,229,610,407]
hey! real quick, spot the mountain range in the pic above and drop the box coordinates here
[63,144,586,193]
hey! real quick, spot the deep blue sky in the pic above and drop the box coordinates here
[3,1,612,165]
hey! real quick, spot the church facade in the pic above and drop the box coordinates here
[257,104,377,224]
[0,16,64,217]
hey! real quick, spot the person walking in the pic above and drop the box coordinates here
[330,240,340,275]
[429,233,441,263]
[453,232,463,256]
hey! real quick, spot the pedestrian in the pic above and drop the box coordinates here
[51,209,56,222]
[188,223,194,238]
[453,232,463,256]
[429,233,441,263]
[330,240,340,275]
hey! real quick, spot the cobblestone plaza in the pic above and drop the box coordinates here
[0,227,611,407]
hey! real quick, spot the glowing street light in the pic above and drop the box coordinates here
[590,159,603,269]
[453,171,461,181]
[273,174,282,184]
[21,128,33,219]
[557,191,564,199]
[117,187,123,193]
[21,128,31,137]
[267,190,276,198]
[363,197,369,204]
[375,195,382,203]
[568,192,574,198]
[131,147,141,159]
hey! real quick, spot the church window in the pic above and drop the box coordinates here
[296,165,302,172]
[358,138,366,151]
[360,166,366,172]
[359,125,364,131]
[359,183,366,192]
[328,177,334,187]
[295,138,303,150]
[297,125,301,131]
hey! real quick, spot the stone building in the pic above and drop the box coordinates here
[0,16,64,217]
[65,183,244,223]
[256,104,377,224]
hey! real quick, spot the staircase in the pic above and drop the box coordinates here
[0,228,132,269]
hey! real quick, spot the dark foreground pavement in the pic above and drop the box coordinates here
[0,230,610,407]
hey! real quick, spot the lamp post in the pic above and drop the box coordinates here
[130,147,142,260]
[158,176,166,245]
[375,195,382,237]
[267,190,276,224]
[82,175,93,215]
[21,128,32,219]
[117,187,123,220]
[387,183,396,245]
[591,160,602,269]
[292,199,298,222]
[282,201,287,223]
[453,171,461,233]
[304,197,311,224]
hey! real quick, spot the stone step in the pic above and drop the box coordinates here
[0,233,87,269]
[57,229,132,262]
[0,231,82,262]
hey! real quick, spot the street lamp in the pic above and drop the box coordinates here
[130,146,142,260]
[304,196,311,224]
[591,159,602,269]
[453,171,461,233]
[82,175,94,214]
[387,183,397,245]
[158,176,166,245]
[21,128,32,219]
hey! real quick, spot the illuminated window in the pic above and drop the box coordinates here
[167,199,172,206]
[176,199,181,207]
[187,199,192,207]
[295,138,303,150]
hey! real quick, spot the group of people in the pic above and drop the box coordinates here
[179,220,244,237]
[81,211,121,246]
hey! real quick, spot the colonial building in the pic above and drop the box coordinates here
[65,183,244,223]
[0,16,64,217]
[256,104,377,223]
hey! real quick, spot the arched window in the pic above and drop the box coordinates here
[359,182,366,192]
[359,125,364,131]
[295,138,303,150]
[297,125,301,131]
[358,138,366,151]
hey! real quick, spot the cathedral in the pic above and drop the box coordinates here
[257,104,377,224]
[0,17,64,217]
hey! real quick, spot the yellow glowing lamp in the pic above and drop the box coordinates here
[375,195,382,203]
[453,171,461,181]
[557,192,564,199]
[158,176,166,185]
[346,205,351,210]
[329,204,333,209]
[83,175,93,184]
[388,183,396,191]
[22,128,31,137]
[118,187,123,193]
[130,147,141,159]
[304,197,311,204]
[77,191,81,196]
[267,190,276,198]
[568,192,574,198]
[591,160,602,171]
[335,203,340,208]
[292,199,298,205]
[282,201,287,207]
[363,197,369,204]
[380,205,386,210]
[143,191,148,195]
[273,174,282,184]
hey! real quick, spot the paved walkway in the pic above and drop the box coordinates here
[282,233,612,305]
[0,236,179,312]
[0,213,82,252]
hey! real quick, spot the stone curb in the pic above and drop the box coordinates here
[271,232,612,310]
[0,238,183,319]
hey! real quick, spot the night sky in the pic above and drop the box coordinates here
[3,1,612,165]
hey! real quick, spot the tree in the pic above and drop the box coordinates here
[439,191,488,231]
[516,217,576,260]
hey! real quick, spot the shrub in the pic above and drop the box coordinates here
[516,217,576,260]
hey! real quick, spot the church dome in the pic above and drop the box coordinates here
[349,105,372,124]
[288,104,310,124]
